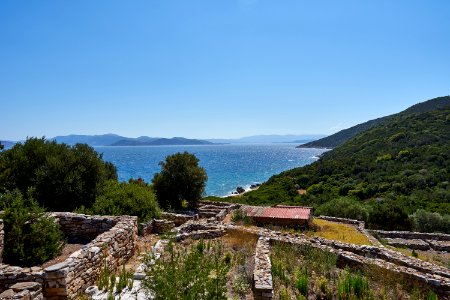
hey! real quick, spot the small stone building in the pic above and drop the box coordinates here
[242,205,313,228]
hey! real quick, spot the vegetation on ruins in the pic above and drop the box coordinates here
[231,100,450,232]
[270,241,439,299]
[143,239,230,300]
[152,151,207,209]
[0,137,118,212]
[1,190,64,267]
[82,179,160,222]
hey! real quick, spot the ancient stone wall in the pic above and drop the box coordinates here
[43,214,137,299]
[0,213,138,300]
[160,212,198,226]
[175,222,226,241]
[51,213,116,243]
[369,230,450,241]
[0,282,43,300]
[138,219,175,236]
[253,237,273,300]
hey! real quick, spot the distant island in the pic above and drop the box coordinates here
[110,137,216,146]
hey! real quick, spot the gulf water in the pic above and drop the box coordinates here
[95,144,328,197]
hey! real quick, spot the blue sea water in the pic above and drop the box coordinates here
[95,144,328,197]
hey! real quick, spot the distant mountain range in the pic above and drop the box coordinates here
[52,135,215,146]
[2,134,325,148]
[206,134,325,144]
[300,96,450,149]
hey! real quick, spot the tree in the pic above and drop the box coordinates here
[152,152,207,209]
[0,137,117,211]
[1,190,64,267]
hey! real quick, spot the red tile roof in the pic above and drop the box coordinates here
[242,205,312,220]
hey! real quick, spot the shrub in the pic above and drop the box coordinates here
[411,209,450,233]
[88,180,160,222]
[2,190,64,267]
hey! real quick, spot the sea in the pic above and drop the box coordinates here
[95,144,328,197]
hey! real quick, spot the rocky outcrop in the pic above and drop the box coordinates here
[236,187,245,194]
[253,237,273,300]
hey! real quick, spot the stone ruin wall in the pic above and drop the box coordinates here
[0,213,138,300]
[253,237,273,300]
[369,229,450,241]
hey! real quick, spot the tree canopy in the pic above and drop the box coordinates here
[0,137,117,211]
[152,151,207,209]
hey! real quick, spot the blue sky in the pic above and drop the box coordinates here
[1,0,449,141]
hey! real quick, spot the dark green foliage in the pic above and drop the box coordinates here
[368,201,412,231]
[411,209,450,233]
[152,151,207,209]
[301,96,450,148]
[143,240,230,300]
[316,197,371,222]
[1,190,64,267]
[87,180,160,222]
[0,137,117,211]
[233,102,450,231]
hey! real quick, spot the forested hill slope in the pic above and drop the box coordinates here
[300,96,450,149]
[236,105,450,230]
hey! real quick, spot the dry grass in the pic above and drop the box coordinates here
[307,219,372,245]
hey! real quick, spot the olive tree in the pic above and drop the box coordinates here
[152,151,207,209]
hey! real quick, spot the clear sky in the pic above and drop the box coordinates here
[1,0,449,141]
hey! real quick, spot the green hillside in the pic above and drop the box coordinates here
[300,96,450,148]
[229,99,450,231]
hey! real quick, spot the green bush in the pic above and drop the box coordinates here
[1,190,64,267]
[87,180,160,222]
[410,209,450,233]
